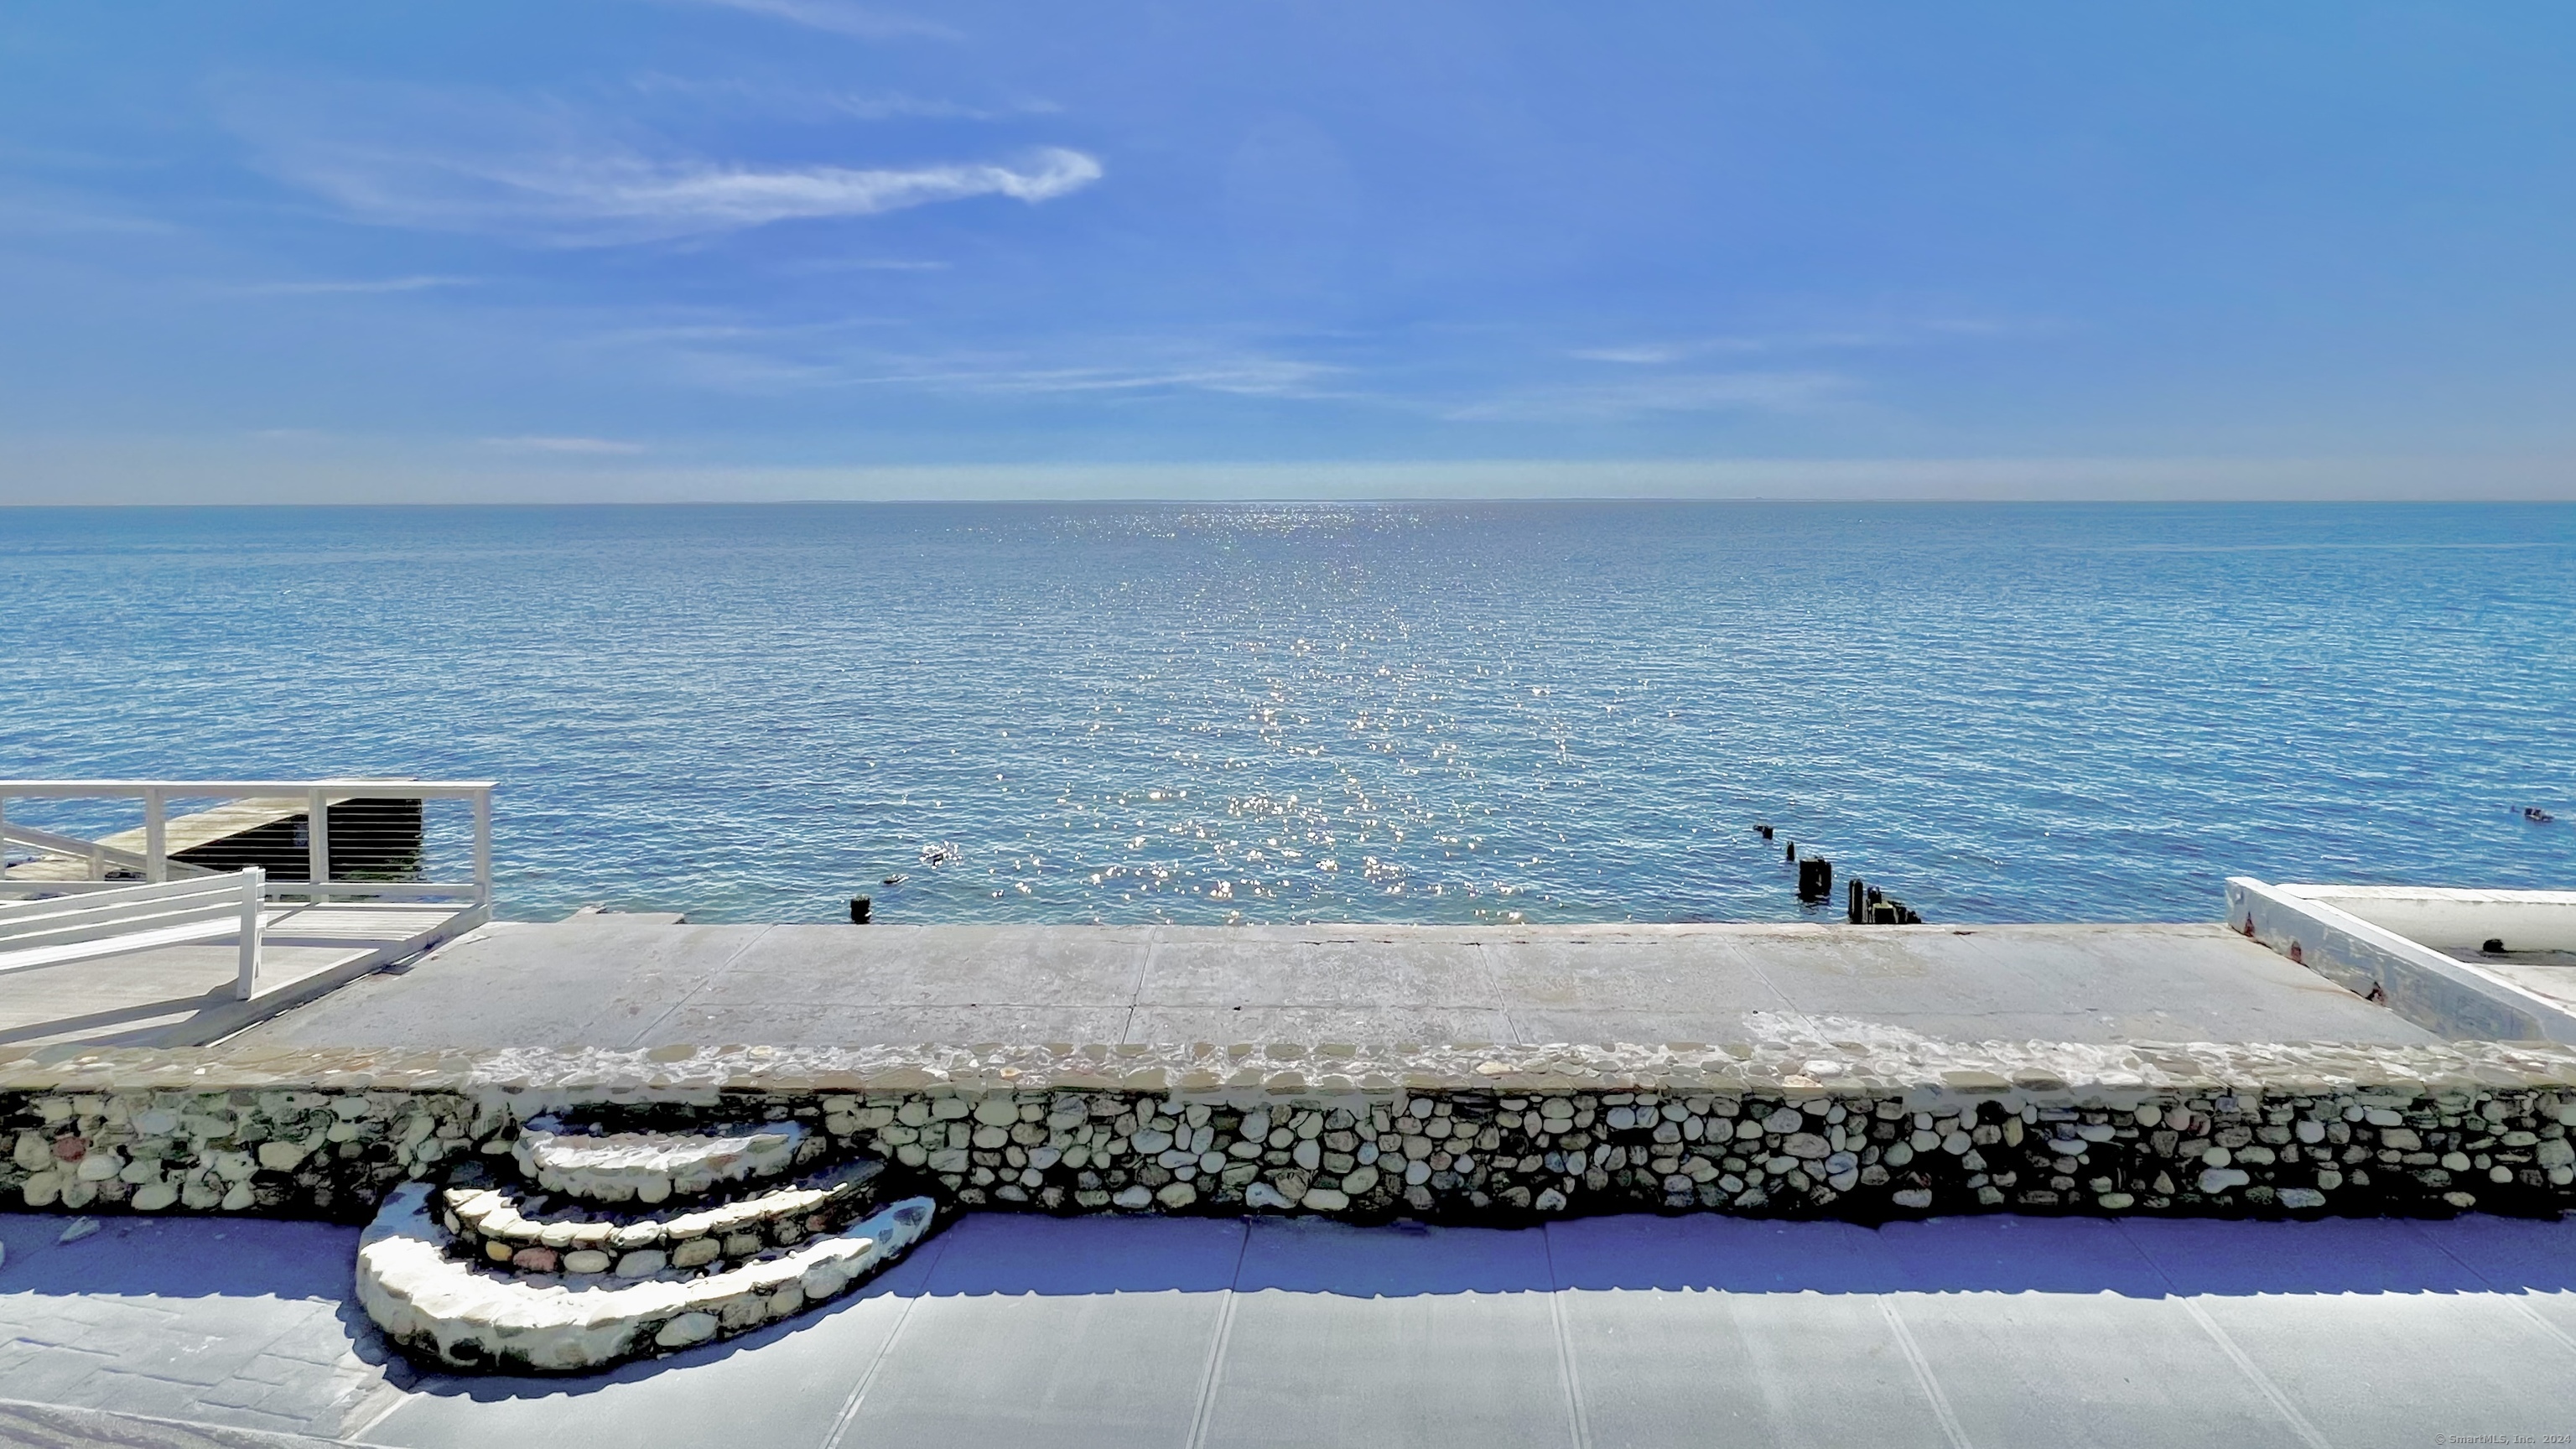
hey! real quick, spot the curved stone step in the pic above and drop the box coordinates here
[512,1120,811,1204]
[358,1181,937,1374]
[442,1158,884,1278]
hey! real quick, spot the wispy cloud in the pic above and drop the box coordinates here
[830,92,1059,122]
[1569,345,1695,365]
[669,0,960,42]
[500,149,1100,230]
[578,314,1343,400]
[625,74,1057,123]
[0,187,182,237]
[1570,316,2051,366]
[480,435,648,454]
[1443,371,1851,422]
[276,141,1104,245]
[234,274,478,295]
[777,256,952,273]
[1570,334,1870,364]
[849,356,1339,398]
[226,82,1103,246]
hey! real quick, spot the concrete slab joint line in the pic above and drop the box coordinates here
[1182,1226,1251,1449]
[2406,1218,2576,1363]
[1540,1230,1596,1449]
[818,1228,955,1449]
[621,924,780,1049]
[0,1394,371,1449]
[2171,1296,2333,1449]
[1877,1298,1973,1449]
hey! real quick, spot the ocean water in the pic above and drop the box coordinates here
[3,501,2570,926]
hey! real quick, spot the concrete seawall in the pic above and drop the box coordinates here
[13,1036,2575,1224]
[14,1036,2576,1373]
[18,906,2576,1374]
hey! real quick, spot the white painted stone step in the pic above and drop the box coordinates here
[512,1120,809,1203]
[444,1157,884,1275]
[358,1181,937,1374]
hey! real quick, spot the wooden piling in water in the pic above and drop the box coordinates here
[1846,877,1925,926]
[1796,855,1834,902]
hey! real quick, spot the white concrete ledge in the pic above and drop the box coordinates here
[356,1182,934,1373]
[2226,878,2576,1044]
[2277,884,2576,953]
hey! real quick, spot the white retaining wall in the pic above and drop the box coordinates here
[2225,878,2576,1044]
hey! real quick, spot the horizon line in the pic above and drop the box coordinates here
[9,452,2574,506]
[12,494,2576,509]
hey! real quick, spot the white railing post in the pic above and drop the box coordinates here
[0,793,8,883]
[143,787,166,882]
[473,787,492,908]
[236,866,265,999]
[307,787,330,901]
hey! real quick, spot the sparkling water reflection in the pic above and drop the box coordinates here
[3,502,2569,924]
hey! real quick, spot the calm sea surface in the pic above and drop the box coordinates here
[3,502,2570,925]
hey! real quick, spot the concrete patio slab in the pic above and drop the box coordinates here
[1207,1221,1574,1449]
[835,1216,1244,1449]
[7,1211,2572,1449]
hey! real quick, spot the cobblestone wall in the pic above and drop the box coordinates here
[6,1038,2574,1224]
[5,1085,486,1221]
[818,1083,2576,1220]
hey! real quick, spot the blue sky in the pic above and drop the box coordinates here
[3,1,2573,501]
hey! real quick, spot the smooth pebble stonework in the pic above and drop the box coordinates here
[3,1038,2573,1235]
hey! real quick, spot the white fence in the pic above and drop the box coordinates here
[0,778,492,907]
[0,868,267,997]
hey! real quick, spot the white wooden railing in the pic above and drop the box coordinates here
[0,868,267,998]
[0,779,493,907]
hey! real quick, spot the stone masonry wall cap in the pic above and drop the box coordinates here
[4,1038,2573,1108]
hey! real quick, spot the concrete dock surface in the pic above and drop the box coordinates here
[4,1208,2572,1449]
[33,913,2548,1447]
[236,917,2440,1050]
[0,902,483,1052]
